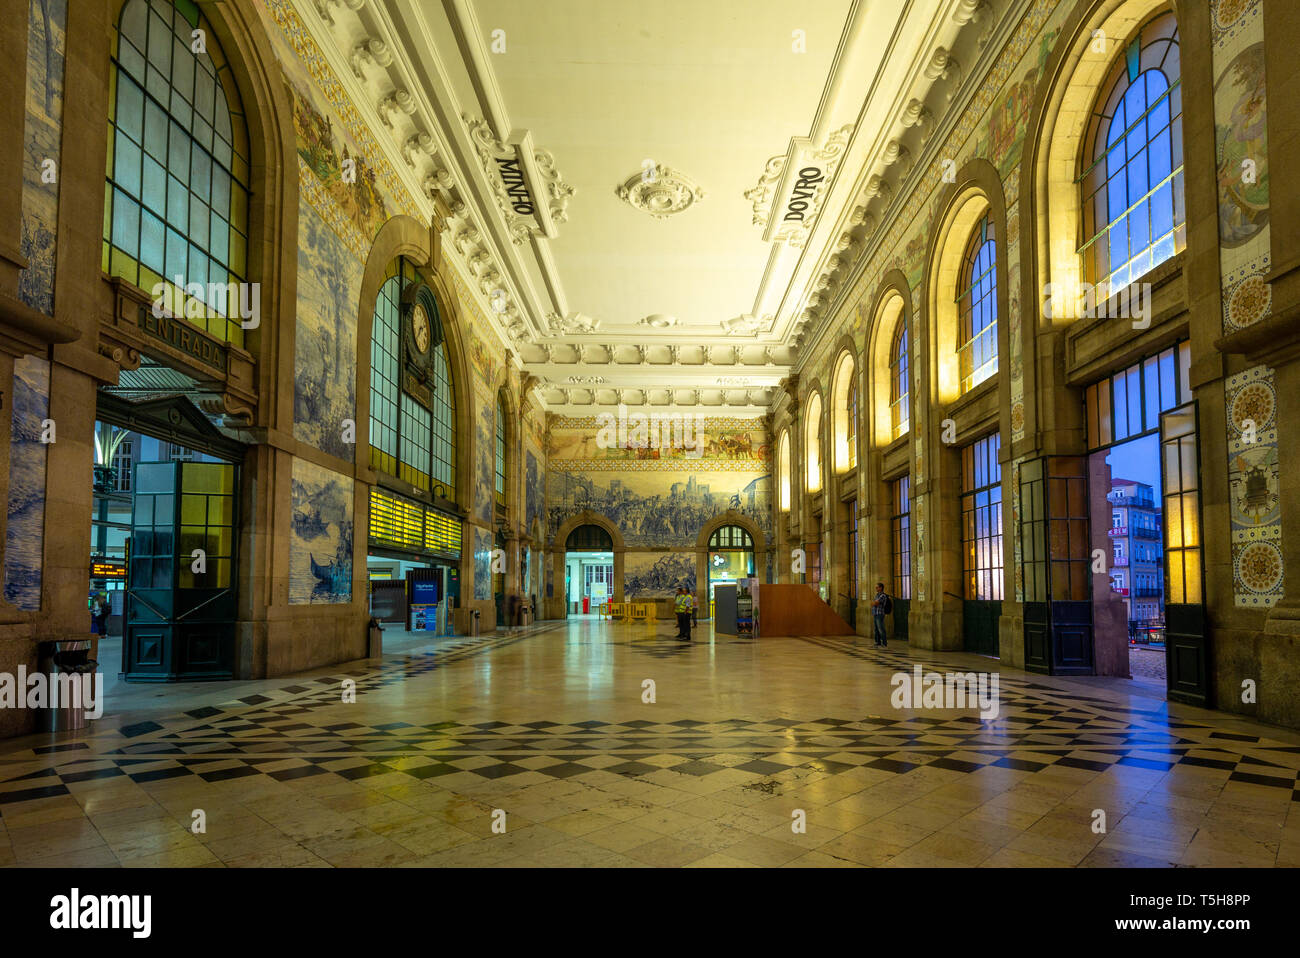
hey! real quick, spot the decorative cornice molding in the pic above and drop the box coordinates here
[277,0,529,372]
[796,0,1038,375]
[720,313,771,335]
[790,0,1034,363]
[546,312,601,335]
[745,124,854,249]
[350,36,392,78]
[924,46,964,100]
[462,114,574,245]
[313,0,366,27]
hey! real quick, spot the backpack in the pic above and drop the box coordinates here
[881,594,893,615]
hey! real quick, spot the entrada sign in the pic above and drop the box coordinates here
[783,166,824,223]
[494,157,535,215]
[136,305,228,374]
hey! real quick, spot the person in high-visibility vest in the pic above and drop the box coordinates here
[673,587,693,641]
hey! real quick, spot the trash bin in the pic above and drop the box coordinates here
[367,617,383,658]
[470,608,481,636]
[36,639,98,732]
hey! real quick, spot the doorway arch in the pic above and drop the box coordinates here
[695,512,767,614]
[550,511,625,617]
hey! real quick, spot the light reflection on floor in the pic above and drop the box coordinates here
[1,618,1296,867]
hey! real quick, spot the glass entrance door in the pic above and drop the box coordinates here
[125,460,237,680]
[845,499,857,627]
[890,476,911,640]
[707,525,755,611]
[1019,456,1092,674]
[1161,402,1209,706]
[961,434,1003,656]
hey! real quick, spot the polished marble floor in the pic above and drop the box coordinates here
[2,618,1298,868]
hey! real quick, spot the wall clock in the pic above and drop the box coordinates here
[400,282,444,410]
[411,302,432,356]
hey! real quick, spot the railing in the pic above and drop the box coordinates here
[1108,518,1161,538]
[1108,494,1157,509]
[838,591,857,625]
[600,601,657,622]
[1111,555,1129,567]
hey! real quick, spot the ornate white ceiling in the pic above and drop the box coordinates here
[303,0,1012,415]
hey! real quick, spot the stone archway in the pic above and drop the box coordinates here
[549,510,626,618]
[915,156,1012,654]
[695,510,768,616]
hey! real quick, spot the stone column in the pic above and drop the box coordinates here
[0,9,28,295]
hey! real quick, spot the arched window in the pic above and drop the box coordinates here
[566,524,612,551]
[869,291,905,445]
[708,526,753,550]
[430,328,456,498]
[707,524,756,598]
[1080,12,1183,291]
[777,431,791,512]
[369,257,456,498]
[957,214,998,394]
[494,394,507,511]
[889,321,909,439]
[105,0,251,347]
[846,378,858,469]
[830,353,856,473]
[805,393,823,493]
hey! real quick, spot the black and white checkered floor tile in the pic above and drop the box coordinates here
[3,626,1298,808]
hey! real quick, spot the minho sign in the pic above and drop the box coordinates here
[136,305,228,374]
[495,157,535,215]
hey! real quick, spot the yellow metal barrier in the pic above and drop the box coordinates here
[597,601,658,622]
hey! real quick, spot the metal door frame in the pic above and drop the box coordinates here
[1161,401,1210,706]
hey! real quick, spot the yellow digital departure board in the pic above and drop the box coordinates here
[370,488,462,557]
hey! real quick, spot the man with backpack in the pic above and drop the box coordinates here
[871,582,893,647]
